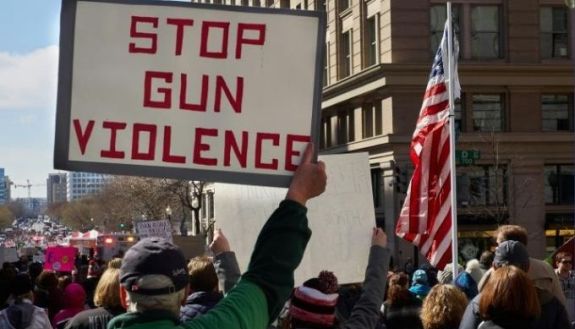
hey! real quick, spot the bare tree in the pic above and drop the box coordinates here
[162,180,205,236]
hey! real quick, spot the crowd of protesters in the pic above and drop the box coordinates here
[0,145,573,329]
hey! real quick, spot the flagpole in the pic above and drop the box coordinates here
[446,1,459,281]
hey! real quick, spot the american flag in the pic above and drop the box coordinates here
[395,20,460,270]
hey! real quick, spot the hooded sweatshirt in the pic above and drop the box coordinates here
[52,283,86,329]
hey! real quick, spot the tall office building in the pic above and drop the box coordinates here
[0,168,9,204]
[315,0,573,260]
[47,173,68,204]
[67,172,110,201]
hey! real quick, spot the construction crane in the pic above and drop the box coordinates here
[11,179,45,199]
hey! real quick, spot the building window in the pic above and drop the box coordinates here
[542,94,573,131]
[430,4,461,55]
[472,94,504,132]
[337,111,354,144]
[370,168,382,208]
[471,6,501,59]
[540,7,569,59]
[454,97,463,133]
[321,115,332,149]
[338,0,350,12]
[364,15,378,67]
[280,0,289,8]
[430,4,501,60]
[457,165,507,207]
[362,101,382,138]
[339,30,352,78]
[544,165,574,205]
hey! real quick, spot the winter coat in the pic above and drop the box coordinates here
[454,272,478,300]
[53,283,87,329]
[382,294,423,329]
[0,299,51,329]
[180,291,223,322]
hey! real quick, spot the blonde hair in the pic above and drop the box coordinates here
[93,266,122,309]
[420,284,468,329]
[126,274,186,316]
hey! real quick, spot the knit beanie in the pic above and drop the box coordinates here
[289,271,339,327]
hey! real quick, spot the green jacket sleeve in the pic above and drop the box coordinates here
[242,199,312,322]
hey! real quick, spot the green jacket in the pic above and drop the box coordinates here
[108,200,311,329]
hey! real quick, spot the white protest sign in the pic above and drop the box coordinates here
[215,153,375,285]
[0,248,18,264]
[55,0,325,187]
[136,219,173,243]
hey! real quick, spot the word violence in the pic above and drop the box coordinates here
[73,119,310,172]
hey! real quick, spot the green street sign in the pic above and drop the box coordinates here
[455,150,480,165]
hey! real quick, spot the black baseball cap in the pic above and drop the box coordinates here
[120,237,189,295]
[493,240,530,272]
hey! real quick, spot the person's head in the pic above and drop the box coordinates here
[187,256,218,293]
[493,240,530,272]
[10,273,35,302]
[479,250,494,270]
[494,225,528,246]
[94,265,122,310]
[386,272,412,305]
[119,238,189,316]
[411,269,428,286]
[555,251,572,272]
[57,274,72,290]
[479,265,540,323]
[64,283,87,308]
[288,271,339,328]
[28,262,43,282]
[465,259,483,285]
[436,263,463,284]
[36,270,59,291]
[420,284,467,329]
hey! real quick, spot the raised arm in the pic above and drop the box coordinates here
[186,143,326,329]
[343,227,391,329]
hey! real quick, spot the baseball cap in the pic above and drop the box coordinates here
[120,237,189,295]
[493,240,530,272]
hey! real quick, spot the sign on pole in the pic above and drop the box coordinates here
[55,0,325,187]
[215,153,376,285]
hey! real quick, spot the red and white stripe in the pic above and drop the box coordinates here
[396,20,459,271]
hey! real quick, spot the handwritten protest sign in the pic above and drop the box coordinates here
[215,153,376,284]
[55,0,325,187]
[44,246,77,272]
[136,219,173,243]
[0,248,18,264]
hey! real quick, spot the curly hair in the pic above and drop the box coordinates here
[385,272,412,306]
[420,284,468,329]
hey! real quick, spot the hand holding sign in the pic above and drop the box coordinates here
[209,228,231,256]
[286,143,326,206]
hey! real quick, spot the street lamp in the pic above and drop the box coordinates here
[165,206,172,221]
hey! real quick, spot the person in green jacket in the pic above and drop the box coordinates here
[108,143,327,329]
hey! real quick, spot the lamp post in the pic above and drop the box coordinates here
[165,206,172,221]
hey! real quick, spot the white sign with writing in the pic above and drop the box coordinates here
[136,219,173,243]
[55,0,325,187]
[215,153,376,285]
